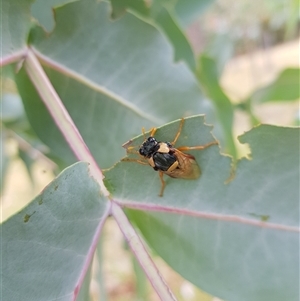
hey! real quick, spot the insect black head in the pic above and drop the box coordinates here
[139,137,159,158]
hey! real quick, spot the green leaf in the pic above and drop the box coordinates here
[110,0,217,28]
[16,0,215,169]
[95,237,108,301]
[110,0,150,19]
[1,0,33,60]
[1,93,25,122]
[76,261,93,301]
[105,116,299,301]
[250,68,300,103]
[111,0,197,71]
[202,33,235,76]
[132,254,148,300]
[2,162,109,301]
[174,0,217,27]
[105,115,228,204]
[18,147,35,184]
[150,4,196,72]
[31,0,77,32]
[197,55,236,158]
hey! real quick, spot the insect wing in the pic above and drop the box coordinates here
[164,149,201,179]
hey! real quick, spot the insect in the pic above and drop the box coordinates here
[122,118,218,197]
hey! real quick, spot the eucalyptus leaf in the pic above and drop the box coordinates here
[109,0,217,28]
[250,68,300,103]
[111,0,196,72]
[76,262,93,301]
[197,55,236,158]
[31,0,77,32]
[105,116,300,301]
[1,93,24,122]
[110,0,197,71]
[174,0,217,27]
[150,4,196,72]
[18,147,35,184]
[1,0,33,60]
[2,162,109,301]
[110,0,150,19]
[16,0,215,169]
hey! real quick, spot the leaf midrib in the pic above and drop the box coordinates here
[115,200,300,232]
[32,47,164,125]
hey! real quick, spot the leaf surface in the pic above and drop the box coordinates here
[110,0,197,71]
[2,162,110,301]
[197,55,235,157]
[16,0,215,169]
[250,68,300,103]
[174,0,217,26]
[31,0,77,32]
[1,0,33,60]
[105,115,300,301]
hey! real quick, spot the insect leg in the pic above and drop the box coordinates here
[142,127,147,141]
[121,158,149,165]
[150,127,157,137]
[177,141,218,152]
[125,146,140,155]
[171,118,185,146]
[142,126,157,138]
[158,171,166,197]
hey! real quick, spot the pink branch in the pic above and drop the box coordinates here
[73,202,111,300]
[0,49,27,66]
[24,49,109,196]
[111,202,178,301]
[115,200,300,233]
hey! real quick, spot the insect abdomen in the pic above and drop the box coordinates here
[152,152,177,171]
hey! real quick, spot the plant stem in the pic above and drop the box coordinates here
[24,49,109,196]
[111,202,177,301]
